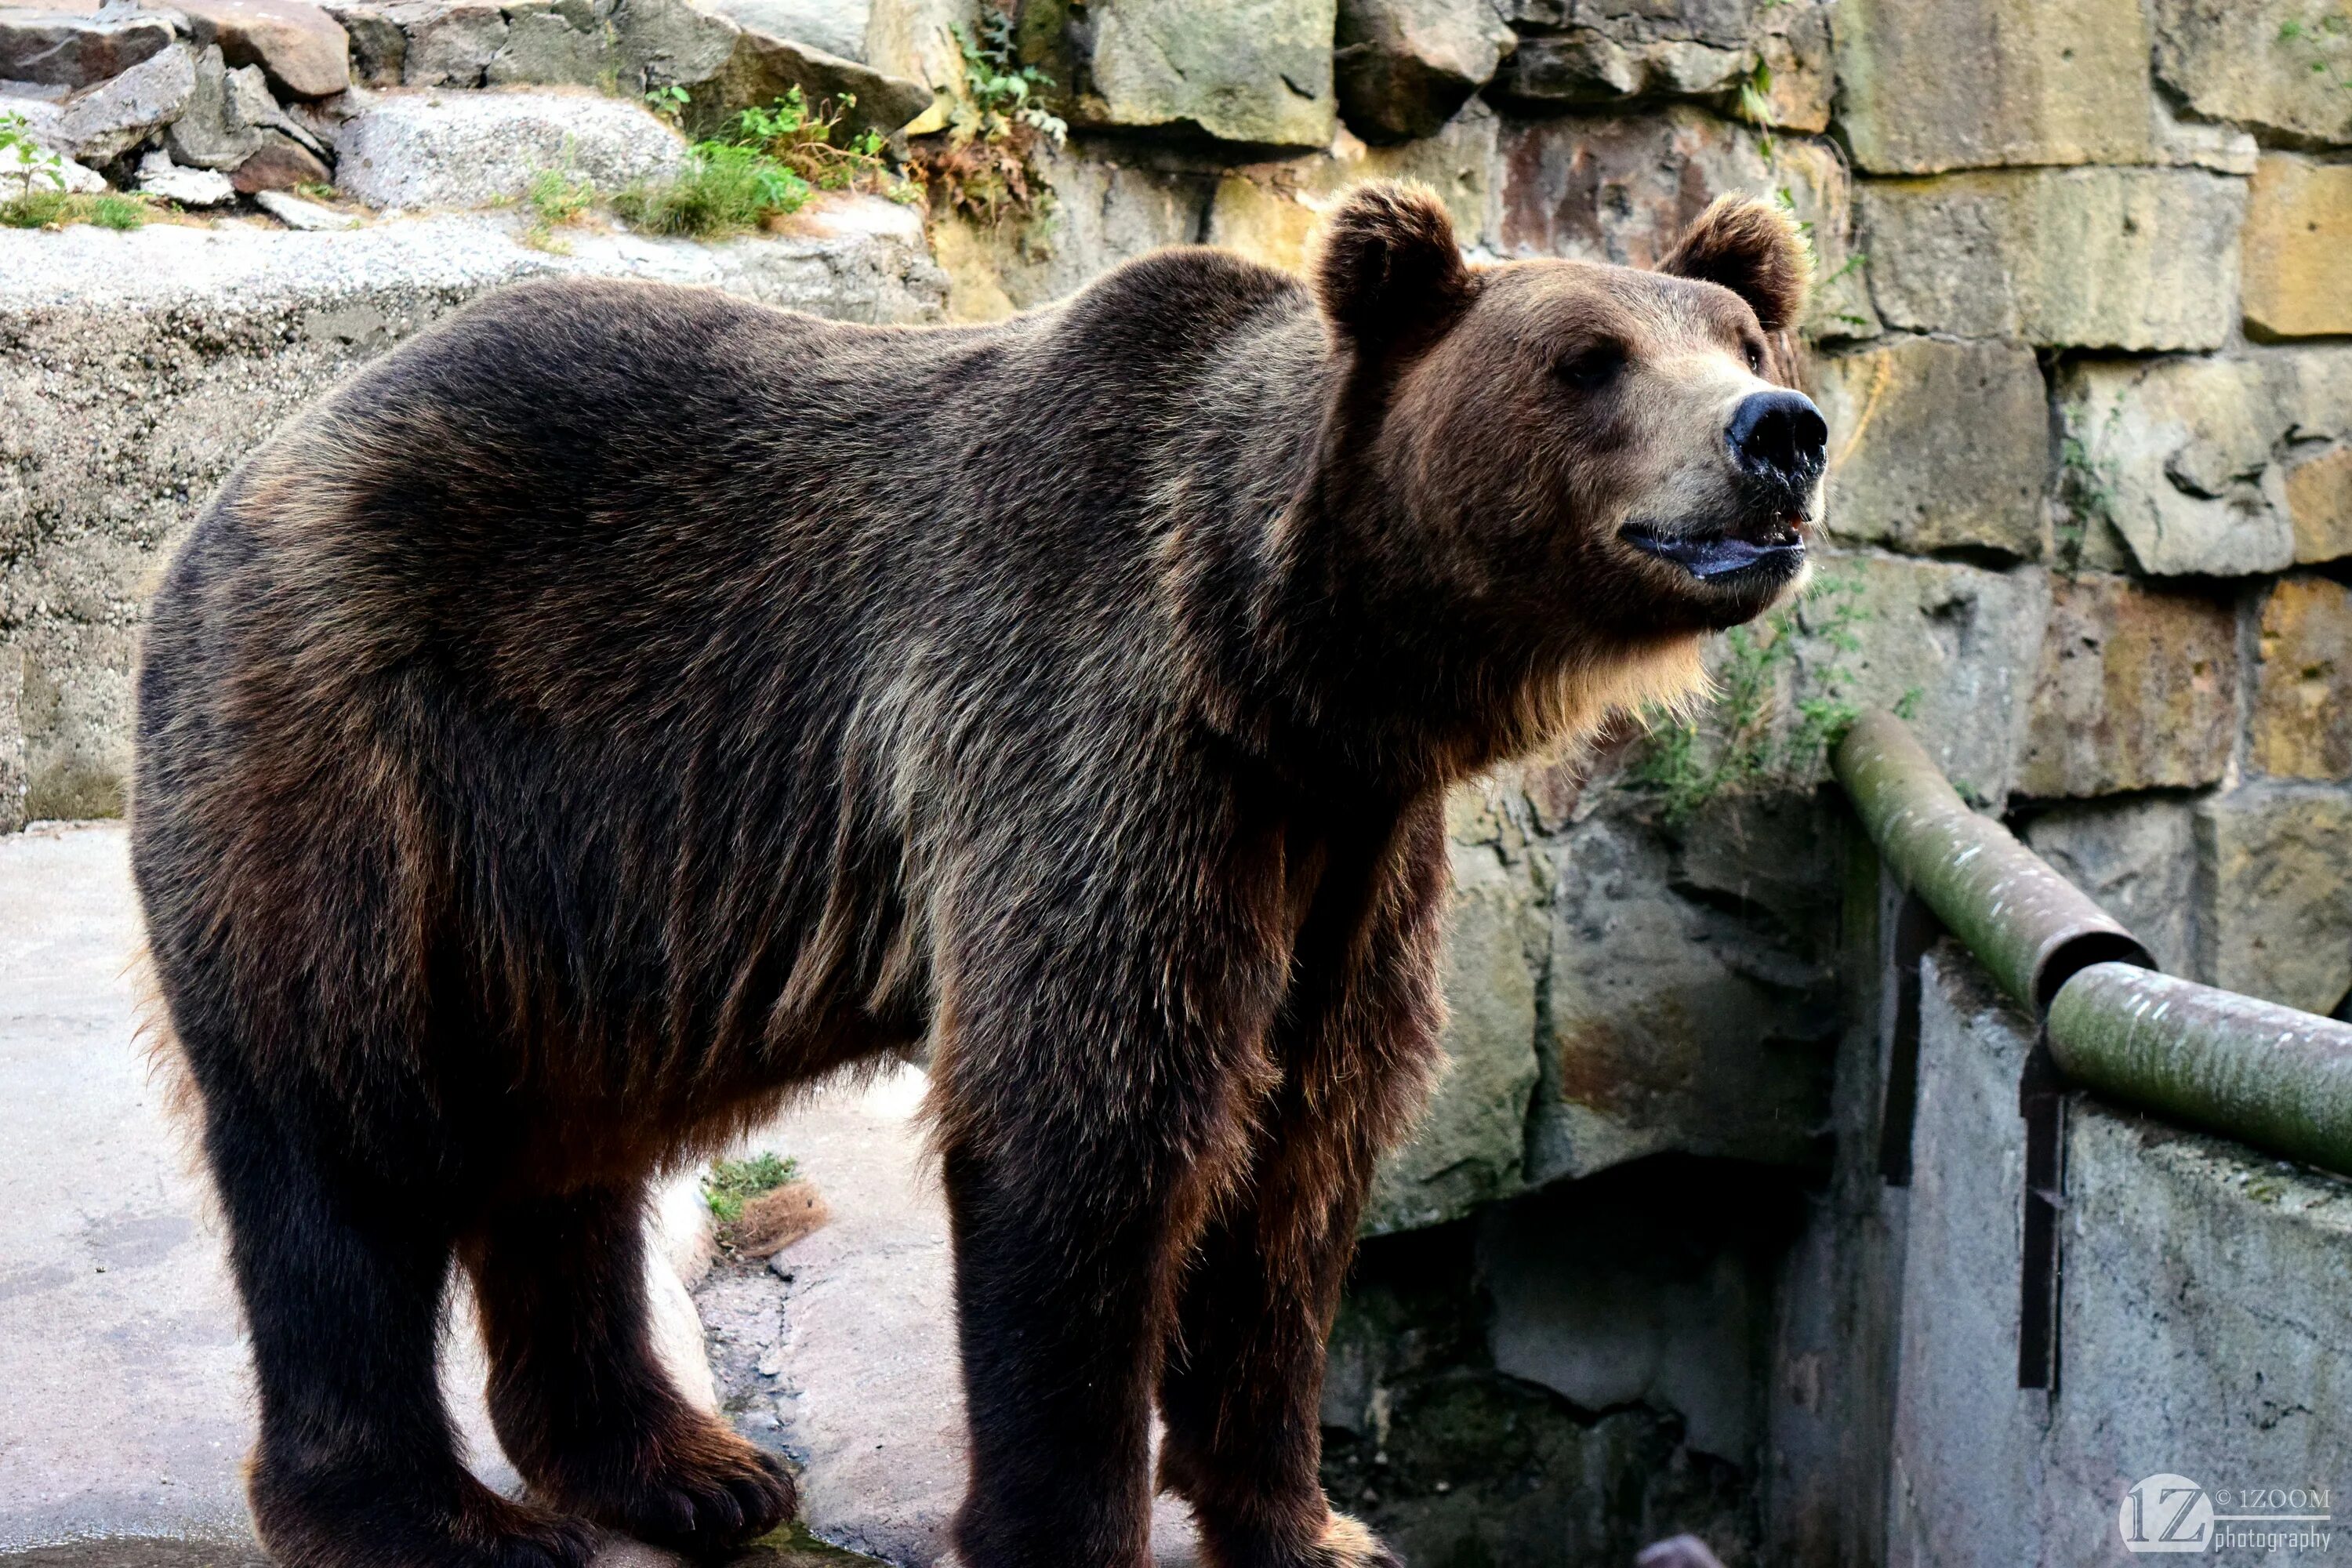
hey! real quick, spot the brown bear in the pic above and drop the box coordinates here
[129,181,1823,1568]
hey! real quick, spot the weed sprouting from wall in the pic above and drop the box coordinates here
[907,10,1068,227]
[1629,571,1873,824]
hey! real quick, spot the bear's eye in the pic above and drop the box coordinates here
[1555,346,1624,394]
[1744,340,1767,373]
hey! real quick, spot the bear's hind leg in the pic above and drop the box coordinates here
[205,1083,595,1568]
[467,1185,795,1554]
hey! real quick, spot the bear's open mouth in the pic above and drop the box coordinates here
[1621,517,1807,583]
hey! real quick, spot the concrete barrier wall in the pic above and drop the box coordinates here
[1885,943,2352,1566]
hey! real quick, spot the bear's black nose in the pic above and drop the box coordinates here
[1727,390,1828,484]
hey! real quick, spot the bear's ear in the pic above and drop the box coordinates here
[1313,181,1474,351]
[1657,195,1812,333]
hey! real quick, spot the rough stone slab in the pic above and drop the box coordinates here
[2056,347,2352,577]
[1081,0,1338,149]
[1526,805,1833,1186]
[1490,0,1832,132]
[2194,785,2352,1015]
[1363,829,1541,1233]
[1497,107,1874,340]
[2251,575,2352,783]
[325,0,403,82]
[697,1067,1203,1566]
[2016,574,2237,800]
[699,0,866,64]
[1333,0,1515,145]
[1860,167,2245,351]
[227,128,332,189]
[0,8,172,88]
[384,0,503,84]
[1794,554,2051,806]
[2242,154,2352,342]
[0,201,942,815]
[172,0,351,97]
[2152,0,2352,149]
[1809,336,2045,559]
[45,36,196,161]
[0,823,731,1562]
[2285,442,2352,565]
[334,86,683,208]
[163,45,267,170]
[134,147,238,202]
[1831,0,2154,175]
[2022,797,2198,978]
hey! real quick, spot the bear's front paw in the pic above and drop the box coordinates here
[1308,1512,1404,1568]
[542,1420,797,1555]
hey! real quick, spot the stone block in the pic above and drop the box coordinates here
[861,0,965,93]
[1363,836,1542,1233]
[1492,0,1833,132]
[1081,0,1338,149]
[384,0,504,84]
[335,87,682,208]
[2242,154,2352,342]
[164,43,270,169]
[702,0,867,63]
[1831,0,2155,174]
[2021,797,2197,976]
[1809,336,2045,559]
[2285,443,2352,565]
[173,0,354,98]
[325,2,405,83]
[1526,808,1834,1186]
[0,9,172,89]
[2251,575,2352,783]
[1791,555,2051,805]
[2195,786,2352,1015]
[230,128,332,190]
[1334,0,1514,144]
[484,0,619,88]
[1860,168,2244,351]
[1497,107,1874,339]
[2017,575,2237,799]
[2057,347,2352,577]
[2152,0,2352,148]
[47,38,196,162]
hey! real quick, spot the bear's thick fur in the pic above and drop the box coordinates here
[131,183,1822,1568]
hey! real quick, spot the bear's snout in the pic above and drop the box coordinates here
[1726,389,1828,499]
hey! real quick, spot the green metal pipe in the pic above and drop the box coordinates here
[1833,711,2150,1011]
[2049,963,2352,1177]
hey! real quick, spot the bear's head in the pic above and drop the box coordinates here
[1307,181,1828,757]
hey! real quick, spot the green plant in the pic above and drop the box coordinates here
[909,9,1066,225]
[615,140,810,235]
[520,164,596,250]
[703,1152,797,1223]
[2055,400,2126,566]
[0,185,145,230]
[1628,570,1871,824]
[615,85,915,238]
[646,83,691,123]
